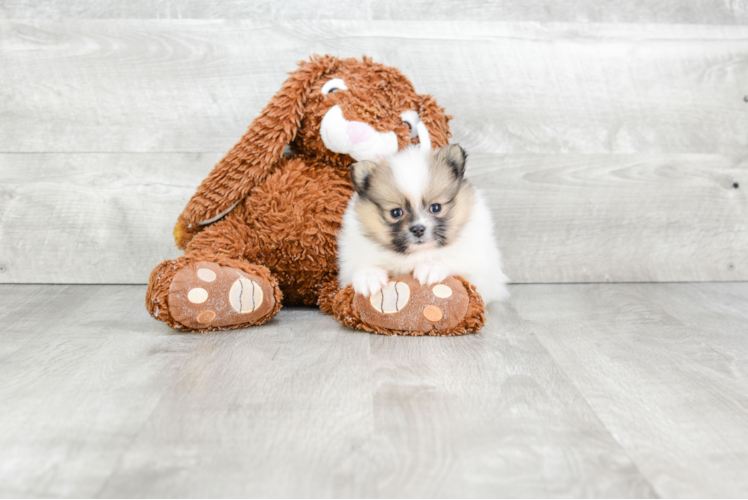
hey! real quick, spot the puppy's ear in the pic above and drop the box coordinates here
[435,144,468,180]
[351,160,377,196]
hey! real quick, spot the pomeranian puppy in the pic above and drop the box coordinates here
[337,138,509,303]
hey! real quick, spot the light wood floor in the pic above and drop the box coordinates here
[1,283,747,498]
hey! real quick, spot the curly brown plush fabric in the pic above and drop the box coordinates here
[146,54,487,334]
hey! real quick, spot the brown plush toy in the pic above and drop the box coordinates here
[146,55,486,336]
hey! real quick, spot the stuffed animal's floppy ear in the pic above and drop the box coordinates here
[417,95,452,149]
[350,160,378,196]
[173,56,339,249]
[435,144,468,180]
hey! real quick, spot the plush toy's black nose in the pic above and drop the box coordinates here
[409,225,426,237]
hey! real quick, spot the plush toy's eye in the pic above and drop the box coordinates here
[401,121,412,132]
[390,208,404,219]
[322,78,348,96]
[429,203,442,214]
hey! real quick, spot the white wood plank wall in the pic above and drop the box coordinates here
[2,0,748,24]
[1,2,747,284]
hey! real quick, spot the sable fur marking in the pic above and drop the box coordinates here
[351,160,377,196]
[436,144,468,180]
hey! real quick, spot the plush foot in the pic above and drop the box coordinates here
[333,275,486,336]
[168,261,278,330]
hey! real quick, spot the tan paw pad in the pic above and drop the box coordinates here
[197,310,216,324]
[197,268,217,282]
[423,305,443,322]
[432,284,452,298]
[229,277,264,314]
[188,288,208,304]
[370,281,410,313]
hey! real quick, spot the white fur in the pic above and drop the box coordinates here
[389,144,431,202]
[338,187,510,303]
[413,261,451,286]
[351,267,389,297]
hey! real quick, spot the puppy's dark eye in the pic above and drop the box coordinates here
[429,203,442,214]
[328,88,339,95]
[401,121,412,131]
[390,208,403,218]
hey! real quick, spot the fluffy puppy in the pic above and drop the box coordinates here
[337,142,509,304]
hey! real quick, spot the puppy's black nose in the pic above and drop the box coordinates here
[409,225,426,237]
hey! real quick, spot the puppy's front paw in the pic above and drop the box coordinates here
[413,262,451,286]
[352,267,389,298]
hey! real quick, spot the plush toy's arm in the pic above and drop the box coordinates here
[174,60,330,249]
[173,124,287,249]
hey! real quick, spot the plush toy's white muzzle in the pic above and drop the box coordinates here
[320,105,431,161]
